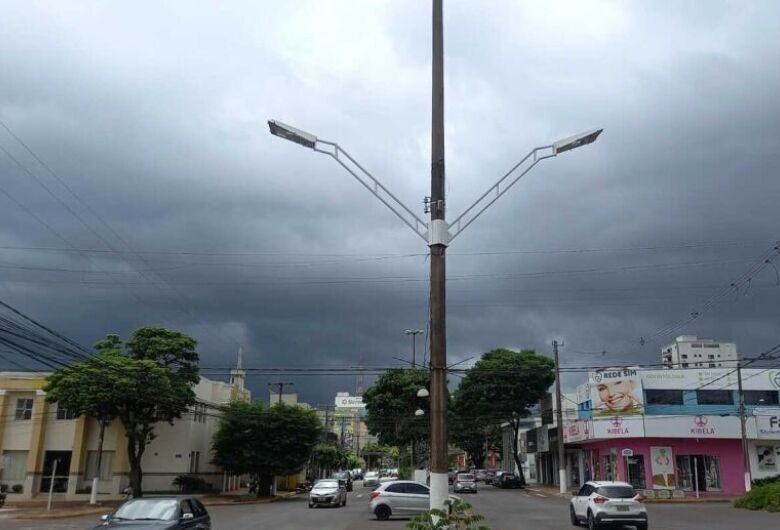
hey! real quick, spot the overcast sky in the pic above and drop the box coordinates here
[1,0,779,405]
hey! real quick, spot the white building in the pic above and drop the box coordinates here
[661,335,738,369]
[0,368,250,501]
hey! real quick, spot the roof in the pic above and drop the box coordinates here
[585,480,633,487]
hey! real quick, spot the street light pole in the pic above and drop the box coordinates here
[428,0,449,512]
[553,340,567,494]
[405,329,424,367]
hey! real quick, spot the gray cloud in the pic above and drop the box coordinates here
[1,0,780,404]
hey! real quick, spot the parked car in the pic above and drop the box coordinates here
[332,471,353,492]
[453,473,477,494]
[494,473,522,489]
[363,471,381,488]
[569,481,648,530]
[473,469,489,482]
[309,479,348,508]
[351,468,364,480]
[369,480,460,521]
[94,496,210,529]
[379,471,398,484]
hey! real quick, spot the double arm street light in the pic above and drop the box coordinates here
[269,0,602,511]
[405,329,425,368]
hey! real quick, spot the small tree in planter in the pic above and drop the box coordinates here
[406,499,490,530]
[11,484,23,494]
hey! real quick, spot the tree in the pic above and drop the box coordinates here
[455,348,554,485]
[212,400,322,496]
[308,443,348,480]
[449,391,502,470]
[45,326,200,498]
[363,368,430,449]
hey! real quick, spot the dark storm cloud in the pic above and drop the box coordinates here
[1,0,780,403]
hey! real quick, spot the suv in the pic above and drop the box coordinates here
[495,472,522,489]
[570,481,648,530]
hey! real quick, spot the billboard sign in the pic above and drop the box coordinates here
[644,414,739,438]
[591,415,645,438]
[590,368,644,417]
[756,410,780,439]
[335,395,365,408]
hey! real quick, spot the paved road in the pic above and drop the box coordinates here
[2,482,778,530]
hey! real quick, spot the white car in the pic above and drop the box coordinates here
[363,471,381,488]
[308,479,347,508]
[369,480,459,521]
[570,481,647,530]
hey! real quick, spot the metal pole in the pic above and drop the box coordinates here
[553,340,567,494]
[693,456,700,499]
[428,0,448,512]
[412,334,417,368]
[47,458,58,512]
[737,357,752,492]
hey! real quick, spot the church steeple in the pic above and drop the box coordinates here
[230,345,246,392]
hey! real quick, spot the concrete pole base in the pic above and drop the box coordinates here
[429,472,448,512]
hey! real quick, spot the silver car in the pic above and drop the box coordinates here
[369,480,459,521]
[363,471,381,488]
[453,473,477,494]
[308,479,347,508]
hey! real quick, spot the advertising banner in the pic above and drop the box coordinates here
[334,395,365,408]
[590,368,644,417]
[644,414,739,438]
[755,445,779,470]
[755,410,780,439]
[591,416,645,438]
[641,368,780,391]
[650,446,676,489]
[564,420,592,443]
[537,427,550,452]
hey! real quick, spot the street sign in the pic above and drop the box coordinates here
[335,395,365,408]
[621,448,633,457]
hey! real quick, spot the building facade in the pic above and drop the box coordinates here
[561,366,780,497]
[0,370,250,501]
[661,335,738,369]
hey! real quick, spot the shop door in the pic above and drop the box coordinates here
[625,455,646,490]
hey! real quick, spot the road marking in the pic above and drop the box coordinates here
[355,494,363,499]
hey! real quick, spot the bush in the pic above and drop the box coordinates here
[0,484,7,493]
[752,475,780,488]
[172,475,210,493]
[11,484,23,494]
[406,498,490,530]
[734,482,780,512]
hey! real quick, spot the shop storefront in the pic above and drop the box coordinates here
[573,438,743,495]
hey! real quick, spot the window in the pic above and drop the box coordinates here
[692,343,702,348]
[708,354,715,360]
[385,483,405,493]
[577,484,594,497]
[180,500,194,517]
[681,354,688,359]
[682,363,689,368]
[405,483,429,495]
[192,404,207,424]
[56,404,77,420]
[14,398,33,420]
[1,450,28,481]
[85,451,114,481]
[696,390,734,405]
[646,389,684,405]
[597,485,635,498]
[189,451,201,473]
[709,363,716,368]
[704,343,720,348]
[676,455,721,491]
[744,391,780,406]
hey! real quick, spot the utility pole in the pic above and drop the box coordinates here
[553,340,567,494]
[268,382,294,405]
[428,0,449,511]
[737,357,752,492]
[405,329,424,367]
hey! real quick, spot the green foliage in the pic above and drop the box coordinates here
[363,368,430,447]
[11,484,23,494]
[734,482,780,512]
[309,443,349,475]
[346,453,364,470]
[212,401,322,482]
[450,390,502,469]
[45,326,200,497]
[454,348,554,483]
[172,474,210,493]
[752,475,780,487]
[406,499,491,530]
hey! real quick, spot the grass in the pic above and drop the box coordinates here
[734,482,780,512]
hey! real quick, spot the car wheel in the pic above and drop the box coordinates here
[587,511,598,530]
[375,504,391,521]
[570,506,579,526]
[342,497,347,506]
[308,503,314,509]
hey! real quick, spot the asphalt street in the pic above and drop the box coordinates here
[2,482,778,530]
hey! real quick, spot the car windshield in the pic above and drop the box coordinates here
[316,480,339,488]
[365,472,378,477]
[457,474,475,481]
[597,486,636,498]
[112,499,179,521]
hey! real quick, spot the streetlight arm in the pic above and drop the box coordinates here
[313,140,430,243]
[447,145,554,242]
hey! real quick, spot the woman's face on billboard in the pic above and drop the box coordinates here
[597,379,635,412]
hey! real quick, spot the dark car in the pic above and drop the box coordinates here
[332,471,353,492]
[495,473,522,489]
[94,496,210,529]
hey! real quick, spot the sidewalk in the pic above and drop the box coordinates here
[8,490,300,520]
[524,484,737,503]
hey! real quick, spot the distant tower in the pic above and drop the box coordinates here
[230,345,246,392]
